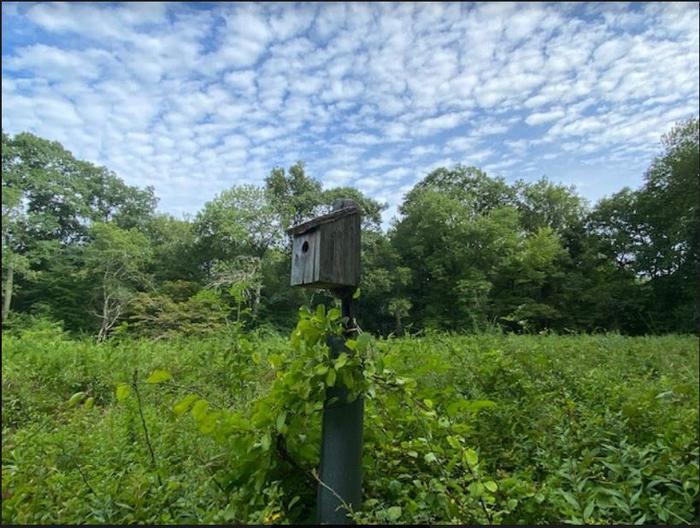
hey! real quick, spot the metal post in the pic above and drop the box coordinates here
[317,291,363,524]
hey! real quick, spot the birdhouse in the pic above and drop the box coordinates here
[288,200,361,289]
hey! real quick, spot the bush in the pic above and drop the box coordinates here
[2,327,698,524]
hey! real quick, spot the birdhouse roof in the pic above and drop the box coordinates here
[286,205,361,236]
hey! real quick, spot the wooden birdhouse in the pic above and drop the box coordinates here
[287,200,361,289]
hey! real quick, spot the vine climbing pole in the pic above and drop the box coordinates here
[317,287,363,524]
[287,199,363,524]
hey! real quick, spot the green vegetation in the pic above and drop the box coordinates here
[2,118,697,524]
[2,320,697,524]
[2,117,698,338]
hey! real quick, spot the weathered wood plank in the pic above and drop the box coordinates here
[286,205,360,236]
[318,214,360,287]
[291,229,320,286]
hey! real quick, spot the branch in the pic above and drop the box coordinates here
[131,368,161,483]
[131,369,178,521]
[311,467,355,518]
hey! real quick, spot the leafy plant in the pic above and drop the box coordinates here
[2,326,698,524]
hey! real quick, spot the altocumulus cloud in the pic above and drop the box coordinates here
[2,2,698,224]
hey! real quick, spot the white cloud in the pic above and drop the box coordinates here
[526,109,566,126]
[382,167,412,181]
[25,2,169,40]
[417,111,468,136]
[409,145,439,158]
[322,168,357,188]
[7,44,110,81]
[2,1,698,226]
[270,5,316,41]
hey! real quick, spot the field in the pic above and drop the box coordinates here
[2,321,698,525]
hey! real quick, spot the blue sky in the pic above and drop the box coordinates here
[2,2,698,226]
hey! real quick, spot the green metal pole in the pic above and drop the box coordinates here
[317,294,363,524]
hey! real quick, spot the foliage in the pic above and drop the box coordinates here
[194,184,280,265]
[264,161,324,231]
[590,117,699,333]
[126,289,231,339]
[2,320,698,524]
[82,223,153,340]
[3,118,698,338]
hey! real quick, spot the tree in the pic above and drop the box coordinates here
[83,223,152,340]
[406,165,517,217]
[590,117,699,332]
[2,143,21,322]
[265,162,323,231]
[4,123,696,336]
[194,185,280,317]
[393,166,594,333]
[207,256,263,321]
[1,132,157,326]
[2,133,33,322]
[143,214,200,283]
[195,185,280,266]
[82,162,158,231]
[357,230,412,334]
[491,227,567,332]
[514,177,586,235]
[2,132,156,245]
[320,186,386,232]
[127,289,230,339]
[393,186,521,331]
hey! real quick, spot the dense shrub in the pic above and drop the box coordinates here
[2,327,698,524]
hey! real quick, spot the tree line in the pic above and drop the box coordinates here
[2,117,697,338]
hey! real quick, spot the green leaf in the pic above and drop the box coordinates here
[484,481,498,493]
[630,487,642,505]
[447,399,496,417]
[198,412,219,434]
[424,452,437,464]
[173,395,199,417]
[468,481,484,497]
[83,397,95,409]
[583,500,595,520]
[315,304,325,319]
[191,400,210,421]
[67,391,87,407]
[116,383,131,402]
[261,433,271,451]
[326,369,337,387]
[357,333,371,352]
[463,448,479,467]
[276,412,287,433]
[352,288,361,300]
[386,506,401,521]
[334,353,349,369]
[446,435,461,449]
[560,491,580,510]
[146,369,172,384]
[328,308,341,321]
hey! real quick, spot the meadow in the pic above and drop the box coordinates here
[2,318,698,525]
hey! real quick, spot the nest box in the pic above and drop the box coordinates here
[287,200,361,289]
